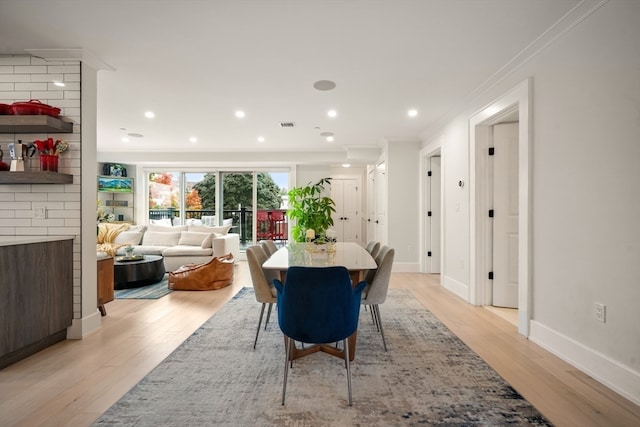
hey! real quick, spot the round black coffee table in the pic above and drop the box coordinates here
[114,255,166,289]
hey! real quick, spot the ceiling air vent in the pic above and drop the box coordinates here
[279,121,296,128]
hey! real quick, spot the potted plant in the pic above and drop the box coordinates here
[286,178,336,243]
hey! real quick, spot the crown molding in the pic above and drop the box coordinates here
[25,48,114,71]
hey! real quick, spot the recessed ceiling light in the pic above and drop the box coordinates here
[257,136,265,142]
[189,137,198,143]
[408,109,418,118]
[235,110,245,118]
[144,111,155,119]
[121,137,130,143]
[327,110,337,118]
[53,81,65,87]
[326,136,334,142]
[342,164,351,168]
[313,80,336,91]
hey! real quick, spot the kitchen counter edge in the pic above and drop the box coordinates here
[0,235,74,247]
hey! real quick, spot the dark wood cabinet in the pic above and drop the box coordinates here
[0,239,73,369]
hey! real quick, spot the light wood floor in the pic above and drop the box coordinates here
[1,263,638,427]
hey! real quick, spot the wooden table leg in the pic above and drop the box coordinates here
[287,331,357,362]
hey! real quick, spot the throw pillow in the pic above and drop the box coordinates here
[201,233,213,249]
[149,218,172,226]
[128,225,147,233]
[114,231,144,246]
[188,224,232,235]
[178,231,211,247]
[147,224,189,232]
[141,231,182,246]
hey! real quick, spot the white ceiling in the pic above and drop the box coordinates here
[0,0,580,165]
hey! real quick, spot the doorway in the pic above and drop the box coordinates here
[490,123,519,309]
[470,79,531,336]
[425,155,441,273]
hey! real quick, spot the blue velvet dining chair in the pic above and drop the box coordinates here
[273,266,367,406]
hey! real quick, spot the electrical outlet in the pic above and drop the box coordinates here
[594,303,606,323]
[34,207,46,219]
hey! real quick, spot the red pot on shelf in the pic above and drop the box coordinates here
[9,100,61,117]
[0,103,11,115]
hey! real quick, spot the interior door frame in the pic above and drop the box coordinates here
[470,79,532,336]
[420,138,443,274]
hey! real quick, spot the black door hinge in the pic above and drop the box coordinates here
[428,211,432,216]
[427,170,432,176]
[428,251,432,257]
[488,271,494,280]
[489,147,495,156]
[488,209,494,218]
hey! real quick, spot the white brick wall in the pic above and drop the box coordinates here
[0,55,82,319]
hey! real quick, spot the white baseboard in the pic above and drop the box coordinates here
[530,320,640,406]
[67,311,102,339]
[443,275,469,302]
[391,261,420,273]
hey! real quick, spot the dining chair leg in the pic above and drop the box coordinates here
[370,305,381,331]
[374,305,388,351]
[265,303,273,330]
[344,337,353,406]
[282,336,292,405]
[253,303,266,349]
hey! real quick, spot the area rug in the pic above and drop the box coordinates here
[94,288,551,426]
[114,275,172,299]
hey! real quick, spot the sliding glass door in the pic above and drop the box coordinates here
[145,168,290,249]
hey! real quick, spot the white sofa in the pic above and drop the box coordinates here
[108,223,240,272]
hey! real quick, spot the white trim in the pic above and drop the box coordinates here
[419,0,609,142]
[420,138,443,274]
[391,262,421,273]
[67,312,102,339]
[443,275,468,301]
[530,320,640,406]
[469,79,532,336]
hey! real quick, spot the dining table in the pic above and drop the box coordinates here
[262,241,377,361]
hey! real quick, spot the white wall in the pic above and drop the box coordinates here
[385,140,421,271]
[423,0,640,402]
[294,164,331,188]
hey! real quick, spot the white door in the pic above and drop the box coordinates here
[367,169,376,242]
[427,156,441,273]
[492,123,519,308]
[375,161,387,245]
[331,178,359,243]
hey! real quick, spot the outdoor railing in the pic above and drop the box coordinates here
[148,208,288,245]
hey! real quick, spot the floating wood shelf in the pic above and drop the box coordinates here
[0,171,73,184]
[0,115,74,133]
